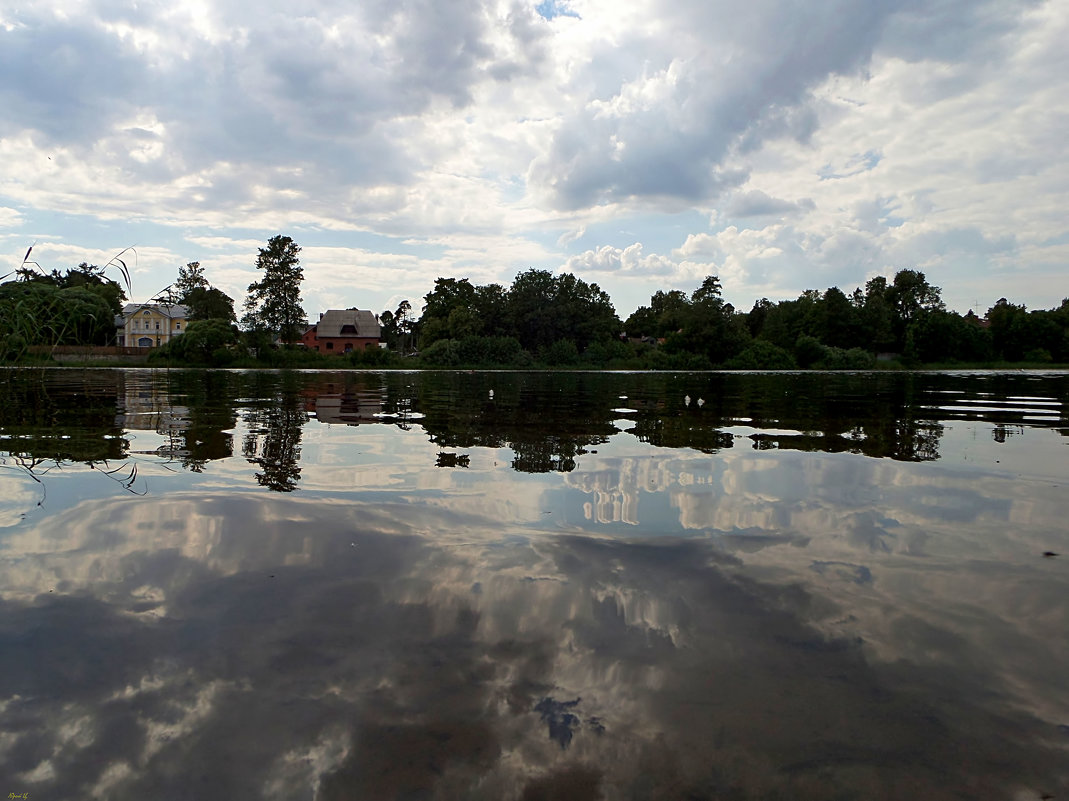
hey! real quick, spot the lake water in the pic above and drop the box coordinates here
[1,368,1067,800]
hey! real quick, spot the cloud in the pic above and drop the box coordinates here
[725,190,815,219]
[564,242,676,275]
[0,0,1066,317]
[528,0,900,209]
[0,206,23,228]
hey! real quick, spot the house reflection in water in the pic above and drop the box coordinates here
[115,372,189,435]
[303,387,384,426]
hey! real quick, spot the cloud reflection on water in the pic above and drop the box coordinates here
[2,369,1069,798]
[0,483,1067,798]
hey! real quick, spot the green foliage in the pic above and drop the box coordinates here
[419,336,529,368]
[816,347,877,370]
[0,281,113,357]
[581,339,633,366]
[350,345,399,367]
[657,275,751,364]
[184,286,236,322]
[243,235,306,342]
[508,269,620,352]
[152,319,238,365]
[419,338,461,367]
[625,289,690,337]
[794,334,827,368]
[726,340,798,370]
[176,262,209,297]
[1023,347,1052,363]
[540,339,579,366]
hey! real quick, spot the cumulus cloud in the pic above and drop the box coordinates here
[565,242,676,275]
[0,0,1066,315]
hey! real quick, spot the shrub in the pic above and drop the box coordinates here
[794,335,827,368]
[540,339,579,366]
[154,319,238,365]
[1023,347,1053,363]
[351,345,397,367]
[419,339,461,367]
[726,340,797,369]
[816,346,876,370]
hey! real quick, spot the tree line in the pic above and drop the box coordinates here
[397,267,1069,369]
[3,233,1067,368]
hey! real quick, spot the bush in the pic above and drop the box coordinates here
[540,339,579,366]
[582,339,633,366]
[726,340,797,369]
[816,346,876,370]
[351,345,398,367]
[420,336,529,367]
[419,339,461,367]
[154,319,238,365]
[1023,347,1053,363]
[794,335,827,368]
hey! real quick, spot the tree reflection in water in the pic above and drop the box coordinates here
[241,373,307,492]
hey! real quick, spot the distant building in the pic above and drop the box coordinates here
[301,309,381,353]
[115,303,188,348]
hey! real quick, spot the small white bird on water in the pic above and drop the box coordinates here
[697,397,705,407]
[489,389,494,399]
[684,395,691,406]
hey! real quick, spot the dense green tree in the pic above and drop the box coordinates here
[626,289,691,338]
[243,235,306,343]
[176,261,209,297]
[820,286,860,349]
[169,261,235,321]
[663,275,750,364]
[473,283,510,337]
[885,269,944,351]
[758,293,821,351]
[394,300,415,353]
[12,262,126,317]
[155,319,238,364]
[861,276,895,352]
[423,277,476,322]
[184,286,236,322]
[506,269,619,352]
[746,297,775,338]
[986,298,1029,361]
[378,309,399,349]
[507,269,559,351]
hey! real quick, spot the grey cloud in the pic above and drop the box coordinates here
[530,0,895,208]
[882,0,1045,64]
[0,0,542,198]
[726,190,816,219]
[530,0,1036,210]
[0,19,145,142]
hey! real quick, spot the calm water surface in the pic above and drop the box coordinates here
[1,368,1067,800]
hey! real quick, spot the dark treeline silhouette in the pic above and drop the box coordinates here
[397,267,1068,369]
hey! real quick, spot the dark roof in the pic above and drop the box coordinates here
[314,309,380,338]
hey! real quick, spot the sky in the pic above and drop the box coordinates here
[1,0,1066,321]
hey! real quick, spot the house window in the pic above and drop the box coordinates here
[156,323,160,330]
[175,322,181,330]
[344,344,353,353]
[326,342,334,350]
[138,337,153,347]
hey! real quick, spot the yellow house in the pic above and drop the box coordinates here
[115,303,188,348]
